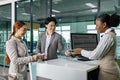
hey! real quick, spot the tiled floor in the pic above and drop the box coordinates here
[0,66,8,80]
[0,66,8,75]
[0,66,30,80]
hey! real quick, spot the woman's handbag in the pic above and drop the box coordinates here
[5,53,11,64]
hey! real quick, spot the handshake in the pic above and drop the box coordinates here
[32,53,45,61]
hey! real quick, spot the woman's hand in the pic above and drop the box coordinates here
[38,53,45,60]
[32,55,38,61]
[32,53,45,61]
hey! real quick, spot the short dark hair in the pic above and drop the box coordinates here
[96,13,120,27]
[44,17,57,25]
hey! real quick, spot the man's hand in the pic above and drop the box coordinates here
[37,53,45,60]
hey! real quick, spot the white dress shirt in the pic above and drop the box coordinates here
[81,28,115,59]
[45,32,52,59]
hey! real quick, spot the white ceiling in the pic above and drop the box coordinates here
[0,0,20,5]
[0,0,119,22]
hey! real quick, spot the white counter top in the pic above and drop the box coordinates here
[36,58,99,80]
[38,58,99,71]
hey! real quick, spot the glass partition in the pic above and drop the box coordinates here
[3,0,119,59]
[16,0,49,53]
[52,0,98,50]
[0,4,11,65]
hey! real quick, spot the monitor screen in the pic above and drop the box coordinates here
[71,33,98,50]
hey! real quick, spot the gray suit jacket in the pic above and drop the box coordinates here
[36,32,65,60]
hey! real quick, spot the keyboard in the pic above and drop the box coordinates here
[70,54,91,61]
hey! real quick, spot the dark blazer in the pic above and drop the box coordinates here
[36,32,65,60]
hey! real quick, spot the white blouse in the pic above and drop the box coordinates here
[81,28,116,59]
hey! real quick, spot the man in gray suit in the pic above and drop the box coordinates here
[36,17,70,60]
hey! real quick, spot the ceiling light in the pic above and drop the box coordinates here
[53,0,62,4]
[85,3,96,8]
[22,13,30,15]
[52,9,60,13]
[6,17,11,19]
[52,14,56,17]
[91,9,97,12]
[16,4,19,8]
[22,0,36,3]
[22,13,35,16]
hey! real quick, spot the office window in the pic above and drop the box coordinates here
[87,25,97,33]
[115,29,120,36]
[56,26,70,49]
[114,26,120,59]
[0,4,11,65]
[52,0,98,45]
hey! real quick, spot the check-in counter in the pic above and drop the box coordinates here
[36,58,99,80]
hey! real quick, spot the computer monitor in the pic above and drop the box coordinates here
[71,33,98,51]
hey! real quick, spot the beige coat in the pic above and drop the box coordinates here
[99,32,120,80]
[6,36,33,79]
[81,30,120,80]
